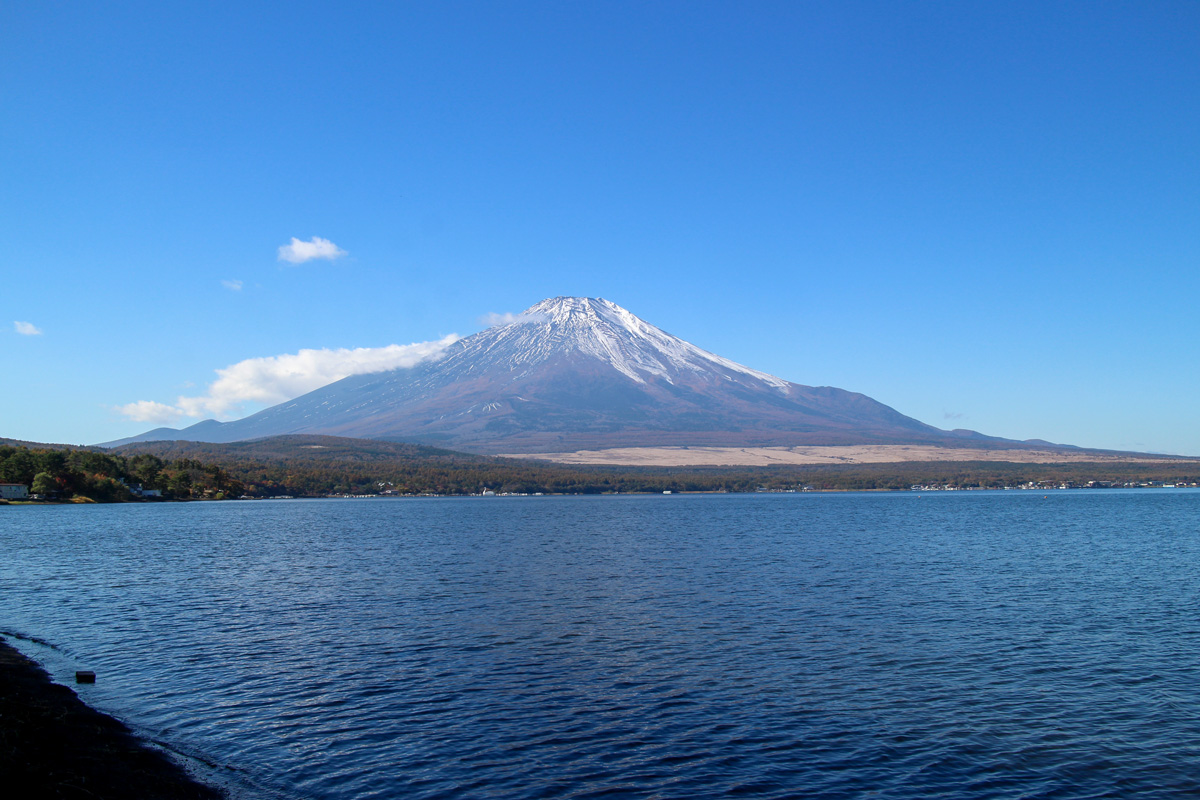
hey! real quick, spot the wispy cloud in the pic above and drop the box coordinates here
[479,311,521,327]
[117,336,459,424]
[14,321,42,336]
[479,310,547,327]
[278,236,347,264]
[119,400,182,425]
[221,279,243,291]
[943,410,965,421]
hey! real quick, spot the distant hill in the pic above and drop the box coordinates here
[107,297,1042,454]
[113,435,498,468]
[0,437,96,452]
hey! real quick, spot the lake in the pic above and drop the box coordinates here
[3,491,1200,799]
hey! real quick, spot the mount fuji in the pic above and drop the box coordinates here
[111,297,1011,453]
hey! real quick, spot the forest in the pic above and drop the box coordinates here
[0,443,243,502]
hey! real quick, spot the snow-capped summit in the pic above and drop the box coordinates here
[450,296,789,389]
[110,297,979,453]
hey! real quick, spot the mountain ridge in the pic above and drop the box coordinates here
[106,297,1034,453]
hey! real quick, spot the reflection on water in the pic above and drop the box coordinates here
[3,491,1200,799]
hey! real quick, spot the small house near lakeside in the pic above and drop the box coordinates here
[0,483,29,500]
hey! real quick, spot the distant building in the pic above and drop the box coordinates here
[0,483,29,500]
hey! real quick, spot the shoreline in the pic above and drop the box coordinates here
[0,636,225,799]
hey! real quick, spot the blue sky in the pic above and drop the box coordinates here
[3,1,1198,454]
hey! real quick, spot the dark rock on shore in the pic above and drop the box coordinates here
[0,637,224,799]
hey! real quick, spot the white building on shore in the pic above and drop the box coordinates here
[0,483,29,500]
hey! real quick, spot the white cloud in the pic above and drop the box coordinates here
[278,236,347,264]
[14,321,42,336]
[221,279,243,291]
[117,335,459,424]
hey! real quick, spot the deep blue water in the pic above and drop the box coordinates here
[3,491,1200,799]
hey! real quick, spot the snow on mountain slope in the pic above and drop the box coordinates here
[106,297,1001,453]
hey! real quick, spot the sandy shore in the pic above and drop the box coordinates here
[500,444,1187,467]
[0,637,224,799]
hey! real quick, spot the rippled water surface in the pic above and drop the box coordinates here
[4,491,1200,798]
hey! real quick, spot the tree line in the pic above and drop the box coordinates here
[116,436,1200,497]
